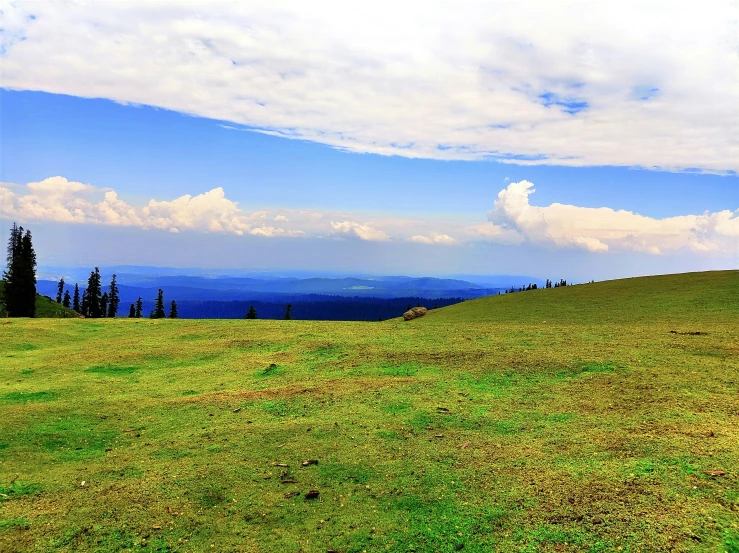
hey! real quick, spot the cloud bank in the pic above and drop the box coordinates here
[1,1,737,172]
[487,181,739,254]
[1,177,736,256]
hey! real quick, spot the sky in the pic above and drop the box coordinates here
[1,1,737,280]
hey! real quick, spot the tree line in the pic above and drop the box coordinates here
[503,279,570,294]
[2,222,178,319]
[177,297,465,321]
[56,270,178,319]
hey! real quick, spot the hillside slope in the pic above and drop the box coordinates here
[0,280,80,318]
[420,270,739,325]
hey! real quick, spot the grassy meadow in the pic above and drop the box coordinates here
[1,271,738,552]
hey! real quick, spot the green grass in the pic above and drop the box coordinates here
[0,270,737,552]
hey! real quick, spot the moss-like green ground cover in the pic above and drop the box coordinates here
[1,271,737,552]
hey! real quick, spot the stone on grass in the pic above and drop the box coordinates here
[403,307,428,321]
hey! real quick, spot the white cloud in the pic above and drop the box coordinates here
[330,221,390,242]
[1,1,737,172]
[486,180,739,254]
[410,232,456,245]
[142,187,252,234]
[0,177,284,236]
[1,176,736,256]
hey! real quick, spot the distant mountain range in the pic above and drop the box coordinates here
[35,267,546,320]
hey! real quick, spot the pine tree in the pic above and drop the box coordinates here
[2,223,22,316]
[101,292,109,318]
[81,289,89,315]
[107,274,120,318]
[135,297,143,318]
[73,283,80,312]
[128,304,136,318]
[284,304,292,320]
[169,300,178,319]
[18,229,37,317]
[63,290,71,308]
[3,224,37,317]
[85,268,103,318]
[56,278,65,303]
[246,305,257,319]
[152,289,165,319]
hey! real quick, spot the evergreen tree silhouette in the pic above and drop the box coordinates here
[2,224,37,317]
[284,304,292,320]
[73,283,80,312]
[169,300,178,319]
[56,278,65,303]
[135,297,143,318]
[152,289,166,318]
[246,305,257,319]
[81,289,89,315]
[107,274,120,318]
[85,268,103,318]
[62,290,71,308]
[100,292,109,318]
[128,304,136,318]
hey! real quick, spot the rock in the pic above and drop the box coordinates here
[403,307,428,321]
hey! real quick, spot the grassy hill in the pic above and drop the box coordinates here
[419,270,739,325]
[0,280,80,318]
[0,271,737,552]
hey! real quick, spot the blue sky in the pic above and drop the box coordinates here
[1,2,737,279]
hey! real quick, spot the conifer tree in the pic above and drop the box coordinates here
[284,304,292,320]
[20,230,37,317]
[128,304,136,318]
[135,297,143,318]
[85,268,103,318]
[101,292,109,318]
[246,305,257,319]
[56,278,65,303]
[3,224,38,317]
[152,289,166,319]
[169,300,178,319]
[63,290,71,308]
[73,283,80,312]
[2,223,22,316]
[81,289,89,316]
[107,274,120,317]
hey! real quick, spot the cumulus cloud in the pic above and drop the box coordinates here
[486,180,739,254]
[0,177,286,236]
[410,232,456,245]
[1,176,736,255]
[330,221,390,242]
[1,2,737,172]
